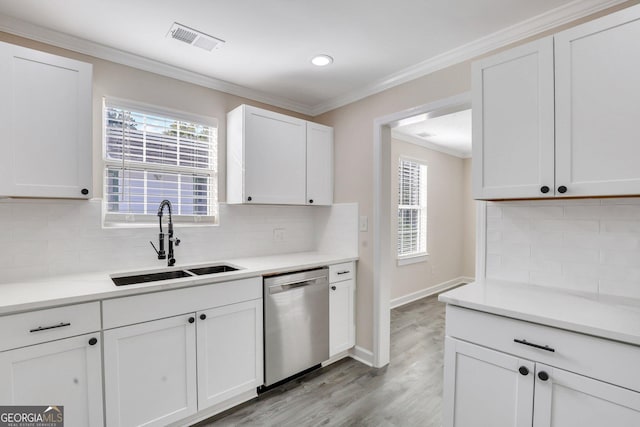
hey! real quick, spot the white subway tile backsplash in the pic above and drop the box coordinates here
[0,199,356,284]
[601,220,640,233]
[486,197,640,299]
[530,219,599,233]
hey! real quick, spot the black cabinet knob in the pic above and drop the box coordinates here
[188,317,195,324]
[88,337,98,346]
[309,199,314,204]
[247,196,252,201]
[538,371,549,381]
[81,188,89,195]
[540,186,550,194]
[331,286,337,291]
[200,314,207,320]
[518,366,529,376]
[557,186,567,194]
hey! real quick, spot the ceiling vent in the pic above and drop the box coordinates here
[167,22,225,51]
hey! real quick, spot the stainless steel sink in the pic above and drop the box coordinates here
[111,263,241,286]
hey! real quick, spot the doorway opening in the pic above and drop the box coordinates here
[372,92,477,367]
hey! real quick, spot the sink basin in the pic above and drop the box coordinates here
[187,264,239,276]
[111,263,241,286]
[112,270,193,286]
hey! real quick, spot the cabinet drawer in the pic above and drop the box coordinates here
[329,262,355,283]
[0,302,101,352]
[446,305,640,393]
[103,277,261,329]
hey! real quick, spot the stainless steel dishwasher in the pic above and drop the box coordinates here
[263,268,329,387]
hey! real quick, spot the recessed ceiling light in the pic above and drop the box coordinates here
[311,55,333,67]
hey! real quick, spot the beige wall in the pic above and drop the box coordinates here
[0,31,312,202]
[390,139,471,301]
[316,64,471,350]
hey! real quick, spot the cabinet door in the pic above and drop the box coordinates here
[0,333,103,427]
[555,7,640,197]
[244,106,307,204]
[329,279,355,356]
[442,337,534,427]
[103,315,197,427]
[472,37,555,200]
[0,41,92,199]
[196,299,263,410]
[306,122,333,205]
[533,364,640,427]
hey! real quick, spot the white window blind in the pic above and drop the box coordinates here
[397,159,427,257]
[103,98,218,225]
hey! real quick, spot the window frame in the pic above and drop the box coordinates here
[397,156,428,264]
[102,97,219,227]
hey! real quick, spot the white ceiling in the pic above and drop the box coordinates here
[0,0,624,115]
[393,109,472,158]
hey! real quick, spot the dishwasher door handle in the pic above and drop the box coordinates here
[268,279,324,294]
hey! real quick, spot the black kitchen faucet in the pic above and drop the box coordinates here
[150,199,180,266]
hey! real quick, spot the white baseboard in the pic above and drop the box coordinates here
[390,276,474,309]
[170,389,256,427]
[349,345,374,367]
[322,350,350,367]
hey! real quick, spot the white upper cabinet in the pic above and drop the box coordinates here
[0,41,92,199]
[555,7,640,197]
[473,4,640,200]
[306,122,334,205]
[472,37,555,200]
[227,104,333,205]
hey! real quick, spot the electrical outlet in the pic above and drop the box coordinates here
[359,216,368,232]
[273,228,285,242]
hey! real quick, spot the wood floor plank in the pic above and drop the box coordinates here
[197,293,446,427]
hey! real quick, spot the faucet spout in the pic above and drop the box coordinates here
[155,200,179,266]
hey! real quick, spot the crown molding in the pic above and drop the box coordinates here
[391,130,470,159]
[0,13,315,116]
[0,0,628,117]
[310,0,628,116]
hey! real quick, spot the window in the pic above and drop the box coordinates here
[397,158,427,260]
[103,98,218,225]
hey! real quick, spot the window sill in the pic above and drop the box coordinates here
[397,254,429,266]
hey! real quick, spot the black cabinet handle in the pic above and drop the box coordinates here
[200,314,206,320]
[30,322,71,333]
[309,199,314,204]
[88,337,98,346]
[538,371,549,381]
[337,271,350,275]
[81,188,89,195]
[514,339,555,352]
[331,286,337,291]
[557,186,567,194]
[540,186,550,194]
[188,317,195,324]
[518,366,529,376]
[247,196,252,201]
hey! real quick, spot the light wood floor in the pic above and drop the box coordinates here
[197,293,446,427]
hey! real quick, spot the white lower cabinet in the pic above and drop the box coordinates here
[103,314,198,427]
[533,364,640,427]
[328,262,356,357]
[196,300,263,410]
[102,278,263,427]
[0,333,104,427]
[329,278,355,356]
[443,338,534,427]
[443,306,640,427]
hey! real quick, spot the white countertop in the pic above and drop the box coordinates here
[0,252,357,315]
[439,280,640,347]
